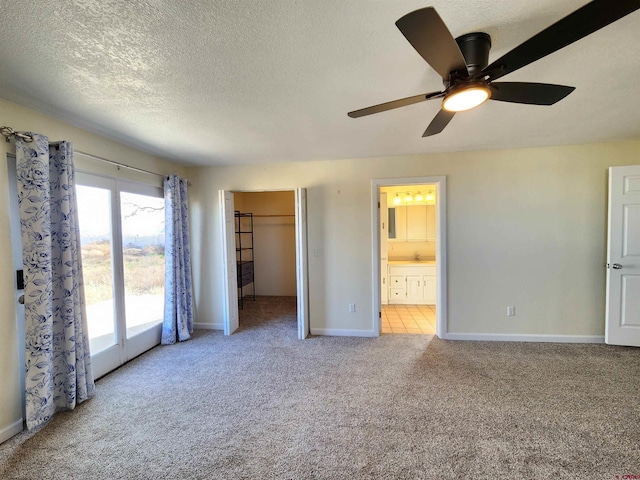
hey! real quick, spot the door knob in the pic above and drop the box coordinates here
[18,294,24,304]
[612,263,623,269]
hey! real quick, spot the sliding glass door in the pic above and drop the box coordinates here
[120,189,165,357]
[77,173,164,378]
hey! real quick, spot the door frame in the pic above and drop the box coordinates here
[219,188,309,339]
[7,153,26,431]
[371,176,447,338]
[219,190,239,335]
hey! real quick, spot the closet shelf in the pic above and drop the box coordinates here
[235,211,255,309]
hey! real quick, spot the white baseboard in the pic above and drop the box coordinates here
[445,333,605,344]
[310,328,378,338]
[194,323,223,331]
[0,419,23,444]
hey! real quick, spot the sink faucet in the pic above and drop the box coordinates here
[415,253,421,261]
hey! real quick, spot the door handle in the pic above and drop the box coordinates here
[18,294,24,304]
[612,263,623,269]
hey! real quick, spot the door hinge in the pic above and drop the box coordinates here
[378,202,380,208]
[379,311,382,318]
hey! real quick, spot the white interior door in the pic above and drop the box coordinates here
[380,192,388,308]
[606,165,640,347]
[220,191,239,335]
[295,188,309,339]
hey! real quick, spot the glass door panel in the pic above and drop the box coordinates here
[76,184,117,355]
[120,191,165,339]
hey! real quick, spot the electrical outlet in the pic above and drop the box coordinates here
[349,303,356,313]
[507,306,515,316]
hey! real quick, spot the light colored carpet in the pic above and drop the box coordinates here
[1,296,639,479]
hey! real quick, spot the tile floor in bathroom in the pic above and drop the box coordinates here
[381,304,436,335]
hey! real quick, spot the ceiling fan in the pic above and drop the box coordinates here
[348,0,640,137]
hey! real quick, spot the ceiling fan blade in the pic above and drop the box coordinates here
[482,0,640,81]
[348,91,443,118]
[423,109,455,137]
[490,82,575,105]
[396,7,469,79]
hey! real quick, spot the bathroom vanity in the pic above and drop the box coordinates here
[387,261,436,305]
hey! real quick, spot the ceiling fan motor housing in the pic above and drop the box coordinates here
[455,32,492,77]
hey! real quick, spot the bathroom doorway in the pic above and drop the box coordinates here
[372,177,447,338]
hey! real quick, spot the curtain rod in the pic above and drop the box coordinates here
[1,125,190,185]
[75,150,166,180]
[1,126,33,143]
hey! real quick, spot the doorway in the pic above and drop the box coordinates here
[372,177,447,338]
[219,188,309,339]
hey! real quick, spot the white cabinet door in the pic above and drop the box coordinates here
[381,260,388,305]
[426,205,436,242]
[395,207,407,242]
[406,275,423,302]
[423,274,437,304]
[407,205,427,241]
[380,193,389,305]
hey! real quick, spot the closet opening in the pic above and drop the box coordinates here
[220,189,309,339]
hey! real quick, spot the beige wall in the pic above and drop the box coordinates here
[0,97,185,441]
[234,191,296,296]
[188,139,640,338]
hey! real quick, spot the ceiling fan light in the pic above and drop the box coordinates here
[442,86,491,112]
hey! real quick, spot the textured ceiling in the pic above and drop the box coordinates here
[0,0,639,166]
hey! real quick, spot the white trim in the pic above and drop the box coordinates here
[445,333,605,344]
[371,176,447,338]
[7,154,26,423]
[194,322,223,330]
[310,328,378,338]
[295,188,310,339]
[219,191,239,335]
[0,419,23,444]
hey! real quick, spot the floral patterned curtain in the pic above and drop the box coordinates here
[16,134,95,431]
[162,175,194,344]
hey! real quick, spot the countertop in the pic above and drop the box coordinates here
[388,260,436,265]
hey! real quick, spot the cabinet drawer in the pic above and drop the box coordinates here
[238,261,253,276]
[238,272,253,287]
[389,288,406,299]
[389,275,405,287]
